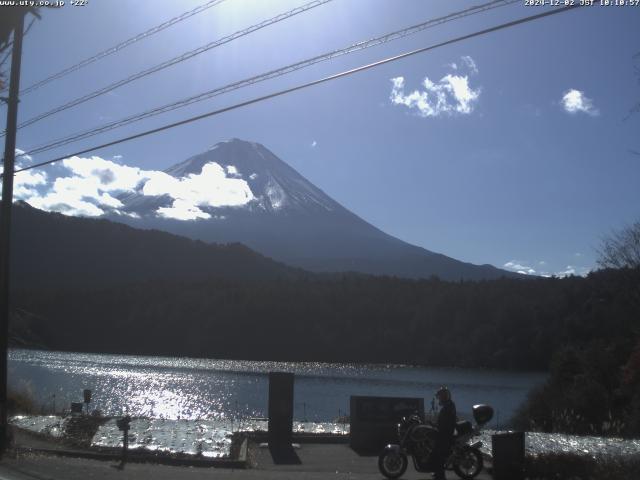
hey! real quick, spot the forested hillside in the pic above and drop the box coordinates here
[12,268,639,371]
[10,202,299,290]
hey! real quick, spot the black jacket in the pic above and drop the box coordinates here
[437,399,457,441]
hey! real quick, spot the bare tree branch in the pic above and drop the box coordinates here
[597,221,640,270]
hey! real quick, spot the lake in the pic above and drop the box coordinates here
[9,348,545,426]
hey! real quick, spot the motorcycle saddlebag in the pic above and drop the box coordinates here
[456,420,473,436]
[472,404,494,426]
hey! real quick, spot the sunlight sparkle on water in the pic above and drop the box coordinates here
[8,349,546,423]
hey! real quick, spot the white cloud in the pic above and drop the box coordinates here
[12,170,47,200]
[556,265,576,277]
[442,75,479,114]
[20,155,255,220]
[25,165,127,217]
[15,148,33,164]
[311,140,317,148]
[28,192,106,217]
[503,261,536,276]
[157,200,211,221]
[112,155,123,160]
[446,56,477,74]
[0,155,47,201]
[390,71,480,117]
[24,156,153,216]
[553,266,591,277]
[461,55,478,75]
[389,56,480,117]
[561,89,599,116]
[142,163,254,216]
[226,165,240,177]
[62,156,149,191]
[504,259,591,278]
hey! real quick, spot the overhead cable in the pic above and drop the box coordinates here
[7,4,581,177]
[14,0,229,96]
[8,0,333,134]
[22,0,518,156]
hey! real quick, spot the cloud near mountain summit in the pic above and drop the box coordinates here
[15,155,255,220]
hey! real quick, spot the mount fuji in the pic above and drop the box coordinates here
[111,138,513,280]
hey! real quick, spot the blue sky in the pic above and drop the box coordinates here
[3,0,640,276]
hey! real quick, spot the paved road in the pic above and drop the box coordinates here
[0,443,492,480]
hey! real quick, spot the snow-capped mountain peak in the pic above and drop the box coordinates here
[126,138,337,217]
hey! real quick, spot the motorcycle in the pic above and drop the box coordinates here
[378,404,494,480]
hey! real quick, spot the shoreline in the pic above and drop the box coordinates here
[9,424,352,468]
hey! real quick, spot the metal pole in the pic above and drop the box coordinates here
[0,13,26,457]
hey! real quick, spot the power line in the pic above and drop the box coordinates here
[7,0,333,134]
[11,0,228,96]
[22,0,518,157]
[8,4,582,178]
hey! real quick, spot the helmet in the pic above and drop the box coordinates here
[435,386,451,402]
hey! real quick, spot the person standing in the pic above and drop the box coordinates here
[430,386,457,480]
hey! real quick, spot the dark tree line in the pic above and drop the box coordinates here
[512,333,640,437]
[11,267,639,371]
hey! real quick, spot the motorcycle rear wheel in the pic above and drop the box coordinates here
[453,447,483,479]
[378,450,408,479]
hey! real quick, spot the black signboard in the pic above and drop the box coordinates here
[268,372,294,446]
[350,395,424,453]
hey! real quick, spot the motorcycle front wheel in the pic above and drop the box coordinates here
[378,450,408,479]
[453,447,483,479]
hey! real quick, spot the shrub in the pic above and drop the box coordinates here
[7,389,36,415]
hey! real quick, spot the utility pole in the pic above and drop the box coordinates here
[0,13,25,458]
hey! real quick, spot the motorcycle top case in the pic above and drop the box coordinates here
[472,404,494,425]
